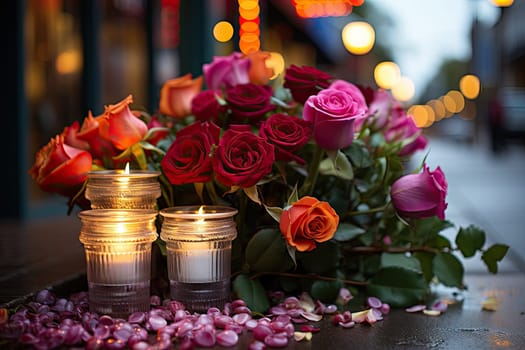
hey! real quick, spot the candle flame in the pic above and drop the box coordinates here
[197,205,205,224]
[124,162,130,174]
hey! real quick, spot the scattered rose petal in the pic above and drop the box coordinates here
[294,331,312,341]
[481,296,500,311]
[300,325,320,333]
[423,309,441,316]
[405,304,426,313]
[366,297,382,309]
[300,311,322,322]
[431,300,448,313]
[351,310,369,323]
[216,330,239,347]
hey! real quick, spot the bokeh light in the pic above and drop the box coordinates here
[391,76,415,102]
[213,21,234,43]
[446,90,465,114]
[459,74,481,99]
[238,0,260,54]
[427,99,446,122]
[408,104,434,128]
[55,49,82,74]
[374,61,401,89]
[341,21,375,55]
[490,0,514,7]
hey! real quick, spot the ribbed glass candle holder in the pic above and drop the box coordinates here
[159,206,238,312]
[78,209,158,318]
[85,170,161,209]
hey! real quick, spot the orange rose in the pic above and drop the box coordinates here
[279,196,339,252]
[246,51,274,85]
[159,74,203,118]
[98,95,148,150]
[29,135,92,197]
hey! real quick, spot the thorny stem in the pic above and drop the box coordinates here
[249,271,368,287]
[299,144,324,197]
[344,245,440,254]
[346,204,388,217]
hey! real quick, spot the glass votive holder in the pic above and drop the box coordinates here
[159,206,238,312]
[78,209,158,318]
[85,170,161,209]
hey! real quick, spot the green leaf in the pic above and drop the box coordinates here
[481,244,509,274]
[414,252,435,282]
[310,280,343,303]
[287,184,299,207]
[232,275,270,313]
[243,186,261,205]
[414,217,455,243]
[193,183,205,203]
[264,205,283,223]
[333,223,365,242]
[432,252,464,288]
[139,140,166,155]
[344,141,374,168]
[131,143,147,169]
[245,228,294,272]
[298,240,340,274]
[319,150,354,180]
[455,225,486,258]
[380,253,422,273]
[367,267,427,307]
[430,234,452,249]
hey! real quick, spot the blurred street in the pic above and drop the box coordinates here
[413,133,525,274]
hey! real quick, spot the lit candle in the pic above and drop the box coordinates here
[85,164,161,209]
[79,209,158,317]
[159,205,238,312]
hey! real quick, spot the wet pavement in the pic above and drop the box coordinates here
[413,134,525,273]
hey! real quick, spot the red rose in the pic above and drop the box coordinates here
[98,95,148,150]
[212,125,275,188]
[259,113,312,165]
[225,83,275,124]
[62,120,89,150]
[77,111,119,161]
[283,65,333,104]
[279,196,339,252]
[161,122,220,185]
[145,115,170,146]
[191,90,225,125]
[29,135,92,197]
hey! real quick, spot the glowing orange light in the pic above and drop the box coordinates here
[489,0,514,7]
[459,74,481,99]
[213,21,234,43]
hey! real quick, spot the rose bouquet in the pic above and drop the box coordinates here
[30,51,508,312]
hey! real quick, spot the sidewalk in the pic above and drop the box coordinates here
[413,135,525,273]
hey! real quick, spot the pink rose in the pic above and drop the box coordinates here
[384,112,428,157]
[203,52,251,91]
[283,65,333,103]
[212,125,275,188]
[359,89,394,131]
[390,164,448,220]
[161,122,220,185]
[259,113,312,165]
[303,88,367,150]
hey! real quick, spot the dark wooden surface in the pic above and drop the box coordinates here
[1,216,524,349]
